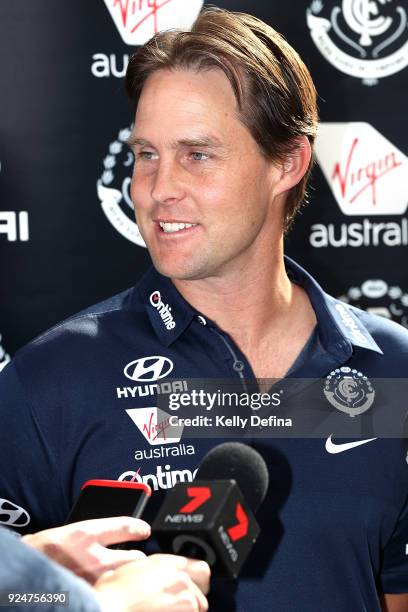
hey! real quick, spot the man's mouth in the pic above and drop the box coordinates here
[158,221,198,234]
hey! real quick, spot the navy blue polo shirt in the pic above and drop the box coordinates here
[1,256,408,611]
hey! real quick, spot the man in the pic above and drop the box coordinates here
[0,7,408,611]
[0,518,210,611]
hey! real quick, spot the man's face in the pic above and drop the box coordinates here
[130,68,282,281]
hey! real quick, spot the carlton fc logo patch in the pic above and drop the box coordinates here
[324,366,375,416]
[307,0,408,85]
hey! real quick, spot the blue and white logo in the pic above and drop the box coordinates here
[324,366,375,416]
[307,0,408,85]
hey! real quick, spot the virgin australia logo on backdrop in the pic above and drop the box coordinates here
[311,122,408,248]
[92,1,203,78]
[315,122,408,215]
[309,122,408,248]
[103,0,204,45]
[306,0,408,85]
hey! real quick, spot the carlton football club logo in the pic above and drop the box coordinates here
[103,0,204,45]
[324,367,375,416]
[97,126,148,246]
[307,0,408,85]
[315,122,408,215]
[339,279,408,326]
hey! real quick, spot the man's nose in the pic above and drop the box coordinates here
[151,159,186,205]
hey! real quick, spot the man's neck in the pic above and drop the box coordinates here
[171,241,317,378]
[172,249,312,352]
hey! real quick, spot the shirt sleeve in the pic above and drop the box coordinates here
[380,492,408,593]
[0,526,101,611]
[0,361,68,534]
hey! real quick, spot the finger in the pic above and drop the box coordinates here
[146,555,210,594]
[75,516,151,546]
[148,553,199,569]
[189,580,209,612]
[92,546,146,574]
[184,559,211,595]
[147,553,188,567]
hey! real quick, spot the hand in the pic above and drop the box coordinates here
[22,516,150,583]
[94,553,210,612]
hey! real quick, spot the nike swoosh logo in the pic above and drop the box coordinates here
[325,435,377,454]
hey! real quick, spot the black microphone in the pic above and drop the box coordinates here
[152,442,269,578]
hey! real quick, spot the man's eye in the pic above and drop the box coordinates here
[138,151,158,161]
[190,152,209,161]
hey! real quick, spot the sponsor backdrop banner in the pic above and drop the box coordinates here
[0,0,407,357]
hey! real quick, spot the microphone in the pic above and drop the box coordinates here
[152,442,269,578]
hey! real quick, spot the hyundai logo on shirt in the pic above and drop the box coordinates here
[124,356,174,382]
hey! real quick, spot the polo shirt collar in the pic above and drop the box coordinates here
[136,267,197,347]
[284,256,383,357]
[136,259,383,356]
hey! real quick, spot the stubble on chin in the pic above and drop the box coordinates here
[150,251,213,282]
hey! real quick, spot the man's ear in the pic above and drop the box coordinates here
[272,136,312,196]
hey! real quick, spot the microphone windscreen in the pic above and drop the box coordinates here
[195,442,269,513]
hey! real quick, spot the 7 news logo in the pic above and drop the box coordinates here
[153,479,259,576]
[166,485,249,543]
